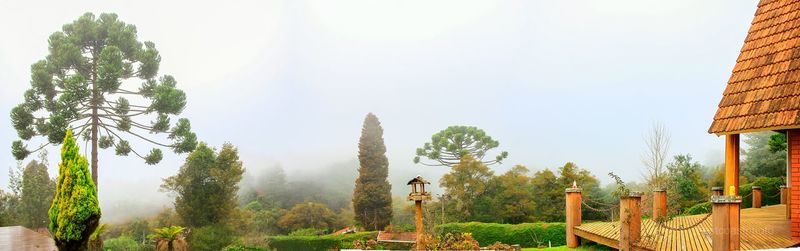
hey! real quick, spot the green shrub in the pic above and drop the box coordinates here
[190,225,236,251]
[103,235,147,251]
[222,244,267,251]
[288,228,324,236]
[683,202,711,215]
[435,222,566,248]
[266,231,377,251]
[738,177,783,208]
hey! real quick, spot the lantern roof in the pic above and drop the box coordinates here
[406,175,430,185]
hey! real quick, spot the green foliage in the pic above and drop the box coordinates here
[440,155,495,221]
[222,245,267,251]
[435,222,567,248]
[489,165,536,224]
[666,154,709,212]
[190,225,236,251]
[288,228,324,236]
[742,132,787,178]
[414,125,508,167]
[149,226,185,241]
[161,143,244,227]
[10,12,197,188]
[20,159,55,228]
[49,129,101,250]
[104,235,147,251]
[277,202,340,232]
[683,202,711,215]
[739,177,784,208]
[352,113,393,230]
[769,133,787,152]
[266,231,377,251]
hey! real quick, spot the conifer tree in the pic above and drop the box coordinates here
[49,129,101,250]
[352,113,392,230]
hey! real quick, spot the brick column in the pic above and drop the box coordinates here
[712,195,741,251]
[752,186,762,208]
[653,189,667,220]
[619,192,642,251]
[789,130,800,239]
[565,187,582,248]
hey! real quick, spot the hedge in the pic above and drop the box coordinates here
[739,177,783,208]
[435,222,566,248]
[266,231,377,251]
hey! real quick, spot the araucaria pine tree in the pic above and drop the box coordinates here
[352,113,392,230]
[49,129,101,251]
[10,12,197,189]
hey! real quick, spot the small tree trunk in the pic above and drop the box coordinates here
[91,60,99,190]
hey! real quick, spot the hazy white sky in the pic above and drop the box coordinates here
[0,0,757,220]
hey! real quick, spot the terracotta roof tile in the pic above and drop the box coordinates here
[709,0,800,134]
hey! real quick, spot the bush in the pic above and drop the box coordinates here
[288,228,324,236]
[266,231,377,251]
[739,177,783,208]
[683,202,711,215]
[435,222,566,248]
[103,235,147,251]
[190,225,236,251]
[222,244,267,251]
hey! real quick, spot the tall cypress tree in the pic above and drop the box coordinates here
[49,129,101,250]
[352,113,392,230]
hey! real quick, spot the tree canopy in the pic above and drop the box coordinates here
[352,113,392,230]
[742,132,786,178]
[10,12,197,187]
[161,143,244,227]
[49,129,101,250]
[20,159,55,229]
[414,126,508,167]
[277,202,340,232]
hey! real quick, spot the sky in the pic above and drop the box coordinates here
[0,0,758,221]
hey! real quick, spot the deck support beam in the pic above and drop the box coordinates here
[753,186,762,208]
[653,189,667,220]
[724,134,740,196]
[712,196,741,251]
[565,187,582,248]
[619,192,642,251]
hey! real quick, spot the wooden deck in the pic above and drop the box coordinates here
[0,226,57,251]
[574,205,800,250]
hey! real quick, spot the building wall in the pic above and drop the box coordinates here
[789,130,800,239]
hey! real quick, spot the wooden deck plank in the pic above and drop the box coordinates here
[0,226,57,251]
[574,204,798,250]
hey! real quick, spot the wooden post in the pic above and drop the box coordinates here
[565,187,582,248]
[712,195,741,251]
[414,200,423,250]
[752,186,762,208]
[725,134,740,196]
[712,187,723,196]
[781,185,788,205]
[619,192,642,251]
[653,189,667,220]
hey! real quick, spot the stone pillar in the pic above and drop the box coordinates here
[712,195,741,251]
[653,189,667,220]
[619,192,642,251]
[752,186,762,208]
[712,187,723,196]
[565,187,582,248]
[781,185,788,205]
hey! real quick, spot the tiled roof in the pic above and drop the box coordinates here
[709,0,800,134]
[377,231,416,243]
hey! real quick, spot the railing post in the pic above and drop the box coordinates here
[712,195,741,251]
[565,187,582,248]
[712,186,723,196]
[752,186,762,208]
[653,189,667,220]
[619,192,642,251]
[781,185,788,205]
